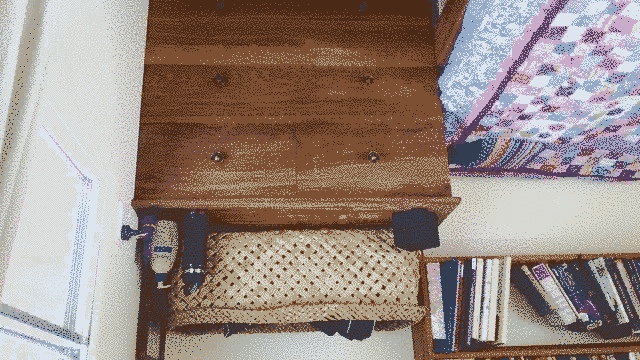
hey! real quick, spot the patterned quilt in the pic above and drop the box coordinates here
[443,0,640,180]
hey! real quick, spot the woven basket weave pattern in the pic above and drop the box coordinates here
[170,229,425,327]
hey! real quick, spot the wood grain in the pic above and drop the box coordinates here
[146,0,436,49]
[145,44,430,68]
[131,196,461,227]
[148,0,435,18]
[412,254,435,360]
[135,0,455,227]
[134,122,297,201]
[435,0,470,68]
[140,65,439,120]
[295,121,451,198]
[431,343,640,359]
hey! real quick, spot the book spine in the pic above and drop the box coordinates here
[566,259,616,326]
[605,258,639,329]
[546,263,581,322]
[440,258,462,354]
[453,260,465,351]
[495,256,512,344]
[531,263,577,325]
[616,260,640,329]
[586,257,629,325]
[550,262,603,330]
[480,258,493,341]
[453,261,469,351]
[471,258,484,341]
[625,259,640,303]
[460,258,477,349]
[511,264,553,317]
[426,262,447,353]
[486,258,501,342]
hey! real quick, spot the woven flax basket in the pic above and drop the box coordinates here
[169,228,427,328]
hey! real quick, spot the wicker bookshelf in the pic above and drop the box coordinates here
[412,253,640,360]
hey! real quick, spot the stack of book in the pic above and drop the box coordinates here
[426,257,512,354]
[444,353,640,359]
[514,257,640,338]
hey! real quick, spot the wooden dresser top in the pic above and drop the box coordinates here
[133,0,460,226]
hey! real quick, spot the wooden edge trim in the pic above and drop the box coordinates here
[432,342,640,358]
[131,196,462,227]
[422,253,640,264]
[435,0,470,68]
[412,252,435,359]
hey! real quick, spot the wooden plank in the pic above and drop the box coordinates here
[134,122,297,201]
[432,343,640,359]
[146,15,433,59]
[295,121,452,198]
[145,15,433,63]
[140,114,442,126]
[412,254,435,359]
[435,0,469,68]
[145,44,428,68]
[147,0,435,21]
[422,253,640,264]
[145,0,438,68]
[140,65,439,119]
[131,196,462,226]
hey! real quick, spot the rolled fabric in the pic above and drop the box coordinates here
[181,211,209,296]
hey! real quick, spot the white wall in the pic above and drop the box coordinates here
[435,176,640,257]
[0,0,29,142]
[1,0,149,358]
[34,0,150,358]
[165,176,640,359]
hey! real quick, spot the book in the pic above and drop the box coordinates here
[495,256,512,344]
[511,264,553,317]
[440,258,463,354]
[565,259,618,326]
[426,262,447,352]
[460,258,478,349]
[549,262,603,330]
[531,263,577,325]
[605,258,640,331]
[454,260,465,351]
[480,258,493,341]
[586,257,629,325]
[624,259,640,305]
[486,258,500,342]
[546,263,582,323]
[471,258,485,341]
[616,259,640,331]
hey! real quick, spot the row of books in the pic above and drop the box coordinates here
[444,353,640,360]
[426,257,512,354]
[514,257,640,337]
